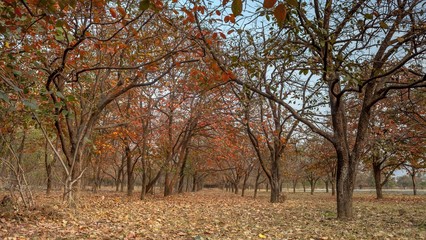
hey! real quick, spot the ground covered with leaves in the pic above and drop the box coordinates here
[0,189,425,239]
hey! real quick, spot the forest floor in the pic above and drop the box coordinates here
[0,188,425,239]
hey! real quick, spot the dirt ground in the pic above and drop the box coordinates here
[0,189,425,239]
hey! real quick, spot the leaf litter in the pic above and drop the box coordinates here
[0,189,425,239]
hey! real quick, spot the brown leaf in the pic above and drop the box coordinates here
[274,3,287,28]
[263,0,277,8]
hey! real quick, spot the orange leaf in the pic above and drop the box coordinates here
[211,62,220,72]
[274,3,287,27]
[224,15,230,23]
[117,6,126,16]
[109,8,117,18]
[263,0,277,8]
[221,72,229,81]
[230,14,236,23]
[182,8,195,22]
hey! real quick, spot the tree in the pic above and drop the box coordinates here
[283,144,305,193]
[199,0,426,219]
[1,0,199,204]
[364,111,404,199]
[239,90,298,202]
[300,135,335,195]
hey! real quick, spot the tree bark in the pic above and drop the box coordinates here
[125,145,135,196]
[192,172,198,192]
[164,172,173,196]
[270,162,281,202]
[335,152,358,220]
[241,172,249,197]
[44,139,54,195]
[145,167,162,194]
[185,175,191,192]
[411,173,417,196]
[140,169,146,200]
[373,163,383,199]
[120,169,125,192]
[115,167,122,192]
[309,179,316,195]
[292,180,297,193]
[325,180,329,193]
[178,154,188,194]
[254,173,260,198]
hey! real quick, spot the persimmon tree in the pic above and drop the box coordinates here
[235,89,298,202]
[153,59,225,196]
[1,0,201,204]
[299,135,334,195]
[395,88,426,195]
[362,85,426,198]
[364,108,405,199]
[198,0,426,219]
[283,144,305,193]
[212,125,255,195]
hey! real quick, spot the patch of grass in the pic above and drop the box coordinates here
[322,210,336,219]
[417,221,426,230]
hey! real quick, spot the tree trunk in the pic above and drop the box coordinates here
[411,173,417,196]
[253,169,261,198]
[192,173,197,192]
[325,180,329,193]
[178,158,187,194]
[331,181,335,196]
[270,178,280,203]
[92,164,102,193]
[373,163,383,199]
[336,178,354,220]
[115,167,122,191]
[46,164,53,195]
[120,171,125,192]
[233,182,239,194]
[292,180,297,193]
[126,146,135,197]
[164,172,173,196]
[335,152,357,220]
[269,162,281,202]
[185,175,190,192]
[63,146,84,205]
[140,169,147,200]
[119,155,125,192]
[44,139,54,195]
[197,177,204,191]
[241,173,249,197]
[145,167,162,194]
[254,180,259,199]
[309,179,316,195]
